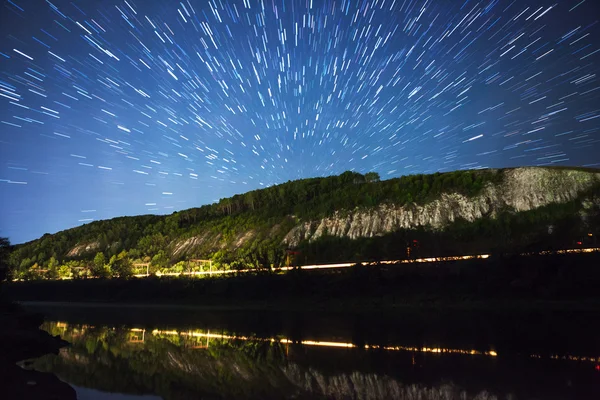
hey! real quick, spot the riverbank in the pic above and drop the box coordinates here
[0,299,76,400]
[6,252,600,311]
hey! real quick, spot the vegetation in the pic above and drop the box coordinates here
[4,168,600,281]
[0,237,10,284]
[7,252,600,310]
[35,320,521,400]
[297,193,599,265]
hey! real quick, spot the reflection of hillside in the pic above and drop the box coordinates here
[45,321,600,364]
[34,321,600,400]
[35,321,514,400]
[282,366,497,400]
[35,322,302,399]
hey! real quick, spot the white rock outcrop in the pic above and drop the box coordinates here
[66,241,100,257]
[283,168,600,247]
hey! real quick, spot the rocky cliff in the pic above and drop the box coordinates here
[282,168,600,247]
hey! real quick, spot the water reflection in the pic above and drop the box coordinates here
[140,327,500,356]
[31,320,600,400]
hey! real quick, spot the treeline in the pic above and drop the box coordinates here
[180,169,502,224]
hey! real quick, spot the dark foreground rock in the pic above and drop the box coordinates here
[0,301,76,400]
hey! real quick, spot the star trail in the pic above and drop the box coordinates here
[1,0,599,243]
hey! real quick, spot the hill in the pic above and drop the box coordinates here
[6,167,600,280]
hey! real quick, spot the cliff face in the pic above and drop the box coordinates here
[282,168,600,247]
[66,242,100,258]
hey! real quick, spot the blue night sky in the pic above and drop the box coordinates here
[1,0,599,244]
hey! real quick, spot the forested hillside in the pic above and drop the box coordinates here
[6,167,600,280]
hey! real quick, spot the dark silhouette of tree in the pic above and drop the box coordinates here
[0,237,10,283]
[244,244,286,272]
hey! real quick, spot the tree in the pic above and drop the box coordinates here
[151,251,169,270]
[0,237,10,283]
[365,172,380,183]
[108,255,117,267]
[245,243,286,272]
[137,233,168,256]
[58,265,73,279]
[94,252,105,270]
[128,248,141,260]
[111,251,132,278]
[172,261,186,274]
[47,256,59,280]
[92,252,108,278]
[19,258,33,270]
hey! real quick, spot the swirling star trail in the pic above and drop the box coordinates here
[1,0,599,242]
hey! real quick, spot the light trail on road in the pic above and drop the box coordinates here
[133,247,600,279]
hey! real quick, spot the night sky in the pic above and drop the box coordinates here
[1,0,599,244]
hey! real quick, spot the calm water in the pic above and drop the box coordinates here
[21,303,600,400]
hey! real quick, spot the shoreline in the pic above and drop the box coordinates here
[9,252,600,314]
[0,301,76,400]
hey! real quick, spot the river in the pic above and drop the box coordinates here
[20,303,600,399]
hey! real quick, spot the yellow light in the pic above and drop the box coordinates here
[301,340,355,348]
[51,322,600,365]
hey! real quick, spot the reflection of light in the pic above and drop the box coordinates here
[300,340,355,348]
[366,344,497,357]
[538,247,600,255]
[530,353,599,363]
[136,328,499,356]
[51,322,600,364]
